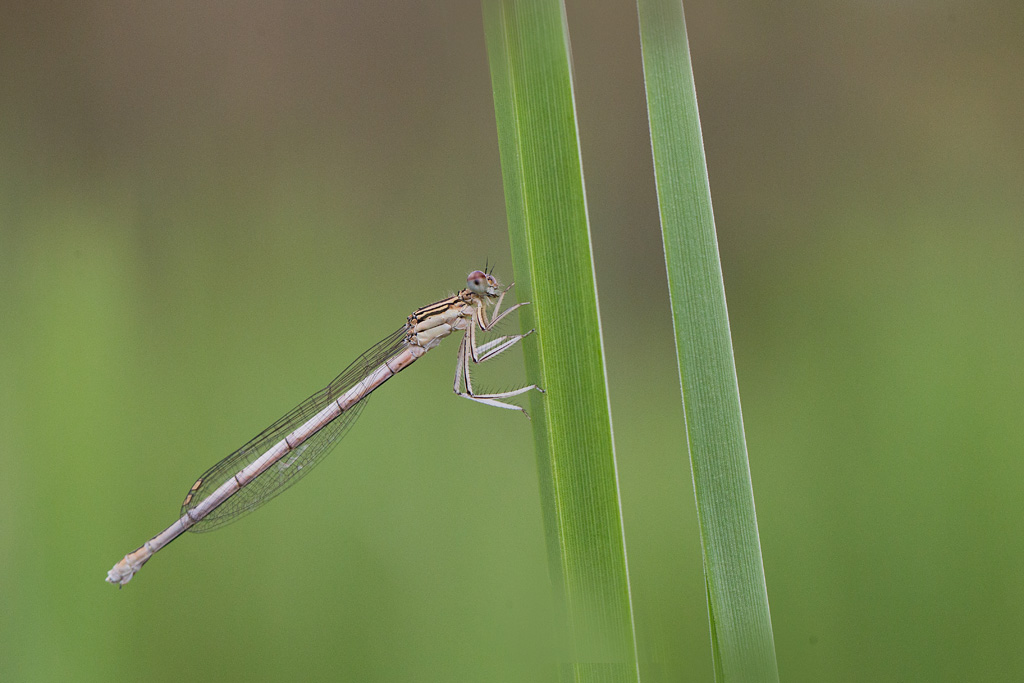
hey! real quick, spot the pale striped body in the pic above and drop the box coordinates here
[106,270,541,586]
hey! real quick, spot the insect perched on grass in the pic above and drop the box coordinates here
[106,269,542,586]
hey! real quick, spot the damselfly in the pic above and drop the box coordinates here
[106,269,541,586]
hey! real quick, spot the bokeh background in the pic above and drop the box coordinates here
[2,1,1022,681]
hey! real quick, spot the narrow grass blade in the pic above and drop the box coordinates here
[483,1,639,680]
[637,1,779,681]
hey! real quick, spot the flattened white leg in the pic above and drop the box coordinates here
[453,329,543,416]
[468,320,535,362]
[475,330,534,362]
[481,301,528,331]
[474,335,512,356]
[478,282,531,331]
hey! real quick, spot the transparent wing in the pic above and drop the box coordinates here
[182,326,408,532]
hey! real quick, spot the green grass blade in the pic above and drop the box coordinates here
[637,1,780,681]
[483,1,639,680]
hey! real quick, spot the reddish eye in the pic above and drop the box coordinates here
[467,270,489,293]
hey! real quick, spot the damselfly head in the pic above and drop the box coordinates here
[467,269,500,297]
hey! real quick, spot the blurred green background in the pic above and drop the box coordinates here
[2,2,1022,681]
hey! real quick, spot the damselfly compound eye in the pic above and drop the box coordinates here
[467,270,488,294]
